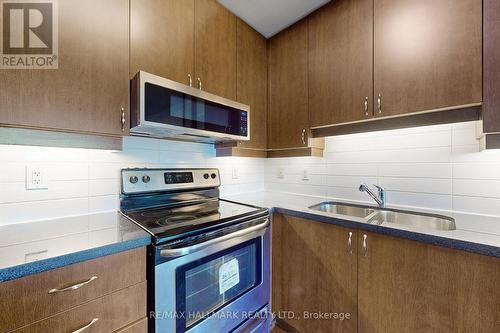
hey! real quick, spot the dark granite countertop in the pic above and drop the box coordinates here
[223,192,500,258]
[0,212,150,282]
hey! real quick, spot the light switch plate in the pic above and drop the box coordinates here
[26,165,48,190]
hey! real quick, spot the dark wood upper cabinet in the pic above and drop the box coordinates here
[268,19,310,150]
[373,0,482,118]
[194,0,237,100]
[236,20,267,150]
[483,0,500,134]
[358,232,500,333]
[0,0,129,136]
[130,0,194,85]
[272,214,358,333]
[309,0,373,127]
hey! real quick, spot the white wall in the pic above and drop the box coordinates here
[265,121,500,216]
[1,120,500,226]
[0,137,265,225]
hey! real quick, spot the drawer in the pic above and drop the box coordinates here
[10,281,146,333]
[113,317,147,333]
[0,247,145,333]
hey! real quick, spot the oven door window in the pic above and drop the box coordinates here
[175,238,262,331]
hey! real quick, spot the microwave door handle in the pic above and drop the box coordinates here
[160,218,269,258]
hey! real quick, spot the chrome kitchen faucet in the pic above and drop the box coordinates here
[359,184,386,208]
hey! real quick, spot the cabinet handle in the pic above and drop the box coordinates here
[188,74,192,87]
[71,318,99,333]
[120,107,126,131]
[197,77,202,90]
[364,97,369,116]
[347,232,353,255]
[362,234,368,257]
[48,276,98,294]
[301,129,306,145]
[377,94,382,114]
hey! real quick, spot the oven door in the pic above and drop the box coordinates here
[153,218,270,333]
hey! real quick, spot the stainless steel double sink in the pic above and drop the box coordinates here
[309,202,456,231]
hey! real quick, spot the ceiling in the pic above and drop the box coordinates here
[218,0,331,38]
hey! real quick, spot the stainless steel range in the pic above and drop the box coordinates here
[119,168,271,333]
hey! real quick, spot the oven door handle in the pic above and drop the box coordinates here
[159,218,269,258]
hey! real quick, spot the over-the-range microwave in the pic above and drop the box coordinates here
[130,71,250,143]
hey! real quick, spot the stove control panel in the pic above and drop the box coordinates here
[121,168,220,194]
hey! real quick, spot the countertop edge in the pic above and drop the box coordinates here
[272,207,500,258]
[0,235,151,283]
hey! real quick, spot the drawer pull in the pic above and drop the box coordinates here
[71,318,99,333]
[48,276,98,294]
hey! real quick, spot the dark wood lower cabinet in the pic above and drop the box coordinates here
[358,232,500,333]
[272,214,358,333]
[10,282,146,333]
[0,248,146,333]
[272,215,500,333]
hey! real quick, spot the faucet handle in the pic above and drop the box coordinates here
[373,184,384,191]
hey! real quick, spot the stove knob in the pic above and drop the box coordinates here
[129,176,139,184]
[211,173,217,179]
[142,175,151,183]
[203,173,210,179]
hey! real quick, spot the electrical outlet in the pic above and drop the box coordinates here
[302,169,310,181]
[26,165,48,190]
[277,168,285,179]
[232,167,239,180]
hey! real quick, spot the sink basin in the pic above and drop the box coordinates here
[368,210,456,231]
[309,201,456,231]
[309,202,376,218]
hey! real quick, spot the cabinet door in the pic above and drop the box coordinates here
[373,0,482,117]
[194,0,236,99]
[0,0,129,136]
[358,232,500,333]
[272,215,358,333]
[309,0,373,127]
[236,20,267,150]
[130,0,194,85]
[268,20,309,149]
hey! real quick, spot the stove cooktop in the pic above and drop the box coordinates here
[122,199,267,244]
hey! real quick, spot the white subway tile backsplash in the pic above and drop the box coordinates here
[386,191,453,211]
[0,180,89,204]
[378,163,452,179]
[265,120,500,216]
[453,196,500,216]
[0,162,25,182]
[0,198,89,225]
[327,175,378,189]
[89,195,119,214]
[453,162,500,180]
[2,120,500,225]
[327,187,372,203]
[378,177,452,195]
[89,163,121,180]
[89,179,119,196]
[0,139,265,224]
[453,179,500,199]
[327,163,377,176]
